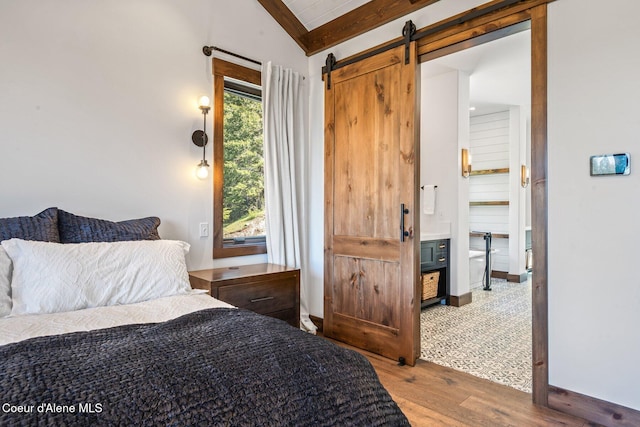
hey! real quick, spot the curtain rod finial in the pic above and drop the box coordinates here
[202,46,213,57]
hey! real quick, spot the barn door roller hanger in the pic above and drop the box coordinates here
[322,19,415,90]
[322,0,525,89]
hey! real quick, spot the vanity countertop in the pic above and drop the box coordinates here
[420,232,451,241]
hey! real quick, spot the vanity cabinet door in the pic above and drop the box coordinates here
[420,241,437,269]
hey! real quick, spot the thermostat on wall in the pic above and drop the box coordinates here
[590,153,630,176]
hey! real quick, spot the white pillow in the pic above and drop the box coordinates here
[0,247,12,317]
[2,239,193,316]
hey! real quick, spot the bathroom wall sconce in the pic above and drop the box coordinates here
[192,95,211,180]
[521,164,530,188]
[461,148,472,178]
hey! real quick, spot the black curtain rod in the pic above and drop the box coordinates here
[202,46,261,66]
[322,0,524,76]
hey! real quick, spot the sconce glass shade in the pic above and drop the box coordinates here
[461,148,472,178]
[521,164,530,188]
[199,96,211,109]
[196,159,210,180]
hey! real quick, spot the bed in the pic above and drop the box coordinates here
[0,208,409,426]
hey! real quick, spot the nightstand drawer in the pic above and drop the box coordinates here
[188,264,300,327]
[218,278,296,314]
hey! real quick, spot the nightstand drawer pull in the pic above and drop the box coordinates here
[438,257,446,262]
[250,296,275,303]
[438,244,446,249]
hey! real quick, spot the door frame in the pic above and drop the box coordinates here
[322,0,551,405]
[413,2,549,406]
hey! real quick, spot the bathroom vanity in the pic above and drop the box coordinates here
[420,234,451,308]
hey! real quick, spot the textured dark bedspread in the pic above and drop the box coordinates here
[0,308,409,426]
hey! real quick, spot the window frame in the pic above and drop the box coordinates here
[212,58,266,259]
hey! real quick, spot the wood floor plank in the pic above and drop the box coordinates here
[460,394,585,427]
[373,368,489,425]
[393,395,468,427]
[328,338,594,426]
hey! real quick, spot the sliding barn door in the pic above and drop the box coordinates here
[324,44,420,365]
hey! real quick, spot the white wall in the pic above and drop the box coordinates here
[421,69,470,297]
[307,0,640,411]
[507,106,527,278]
[548,0,640,410]
[468,107,528,277]
[469,111,510,272]
[0,0,307,271]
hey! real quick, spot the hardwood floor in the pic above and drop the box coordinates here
[332,340,599,426]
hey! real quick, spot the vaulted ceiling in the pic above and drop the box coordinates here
[283,0,370,30]
[257,0,441,56]
[258,0,531,114]
[259,0,531,112]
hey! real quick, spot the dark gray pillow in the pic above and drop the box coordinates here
[58,210,161,243]
[0,207,60,243]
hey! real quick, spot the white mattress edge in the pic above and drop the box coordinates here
[0,293,234,346]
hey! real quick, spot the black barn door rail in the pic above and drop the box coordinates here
[321,0,525,88]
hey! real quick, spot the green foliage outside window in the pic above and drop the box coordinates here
[222,91,265,238]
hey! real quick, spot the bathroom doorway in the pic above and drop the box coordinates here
[419,29,533,393]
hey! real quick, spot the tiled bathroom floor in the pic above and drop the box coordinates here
[420,277,532,393]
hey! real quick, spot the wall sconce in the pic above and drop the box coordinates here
[461,148,472,178]
[192,95,211,180]
[521,164,530,188]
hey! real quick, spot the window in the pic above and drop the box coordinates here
[212,58,266,258]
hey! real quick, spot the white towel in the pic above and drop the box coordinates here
[423,185,436,215]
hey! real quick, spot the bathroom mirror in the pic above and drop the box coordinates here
[590,153,630,176]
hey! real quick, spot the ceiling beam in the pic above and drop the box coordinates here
[256,0,309,52]
[257,0,441,56]
[301,0,441,56]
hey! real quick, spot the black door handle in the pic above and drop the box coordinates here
[400,203,410,242]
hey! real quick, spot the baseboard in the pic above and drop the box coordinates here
[449,292,472,307]
[549,385,640,426]
[491,270,528,283]
[507,272,528,283]
[491,270,508,280]
[309,315,323,333]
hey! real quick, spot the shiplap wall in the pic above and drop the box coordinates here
[469,111,510,273]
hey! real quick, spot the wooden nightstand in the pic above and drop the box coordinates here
[189,263,300,328]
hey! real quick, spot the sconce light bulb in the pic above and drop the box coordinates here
[196,160,210,180]
[199,96,210,108]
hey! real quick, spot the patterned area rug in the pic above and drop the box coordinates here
[420,278,532,393]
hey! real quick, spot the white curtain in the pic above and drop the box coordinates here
[263,62,316,334]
